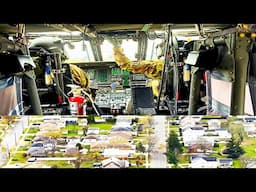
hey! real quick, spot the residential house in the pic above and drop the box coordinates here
[208,119,221,130]
[218,158,233,168]
[243,122,256,137]
[81,135,97,145]
[246,161,256,168]
[101,157,129,168]
[87,127,100,135]
[179,116,202,128]
[103,148,135,158]
[243,116,256,123]
[189,156,218,168]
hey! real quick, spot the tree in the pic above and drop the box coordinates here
[1,116,17,130]
[87,115,95,123]
[166,151,178,166]
[228,121,246,142]
[76,143,83,150]
[167,131,183,155]
[225,136,244,158]
[136,142,146,153]
[83,125,89,135]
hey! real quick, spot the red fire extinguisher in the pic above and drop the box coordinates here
[68,96,86,115]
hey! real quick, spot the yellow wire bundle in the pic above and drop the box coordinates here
[69,64,89,88]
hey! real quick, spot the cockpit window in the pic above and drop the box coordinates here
[121,39,138,61]
[146,38,163,60]
[101,39,138,61]
[64,40,95,62]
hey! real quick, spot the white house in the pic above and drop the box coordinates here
[103,148,135,158]
[180,116,202,128]
[189,156,218,168]
[218,158,233,168]
[101,157,129,168]
[243,122,256,137]
[87,127,100,135]
[214,129,232,140]
[81,135,97,145]
[208,119,221,130]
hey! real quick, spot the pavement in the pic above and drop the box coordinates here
[150,116,168,168]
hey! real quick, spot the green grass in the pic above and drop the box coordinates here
[199,119,209,124]
[23,128,29,134]
[169,125,179,129]
[80,161,94,168]
[241,138,256,157]
[28,128,40,134]
[44,160,74,168]
[10,153,27,164]
[99,130,109,135]
[0,130,4,139]
[134,136,146,140]
[213,143,226,154]
[208,153,224,159]
[88,123,113,130]
[24,135,36,140]
[64,124,83,131]
[233,159,242,168]
[177,155,190,164]
[202,115,222,119]
[17,146,29,151]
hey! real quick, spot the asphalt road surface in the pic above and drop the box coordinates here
[150,116,168,168]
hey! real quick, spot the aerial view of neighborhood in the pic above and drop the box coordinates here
[0,115,256,168]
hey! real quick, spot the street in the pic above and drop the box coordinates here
[150,116,168,168]
[0,116,29,167]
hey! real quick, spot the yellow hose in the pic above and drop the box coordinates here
[113,47,163,80]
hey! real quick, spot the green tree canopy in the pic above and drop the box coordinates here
[167,131,183,155]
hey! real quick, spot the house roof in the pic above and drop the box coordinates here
[202,157,217,161]
[190,127,204,131]
[102,157,129,168]
[219,158,233,163]
[191,156,216,162]
[88,127,100,130]
[111,126,134,132]
[84,135,98,139]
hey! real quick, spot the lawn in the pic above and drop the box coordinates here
[80,160,94,168]
[28,128,40,134]
[24,135,36,140]
[177,154,190,164]
[88,123,113,130]
[10,153,27,164]
[241,138,256,157]
[201,115,222,119]
[213,143,226,154]
[44,160,73,168]
[169,125,179,129]
[22,128,29,134]
[233,159,242,168]
[63,124,83,131]
[17,146,29,152]
[99,130,109,135]
[0,130,4,137]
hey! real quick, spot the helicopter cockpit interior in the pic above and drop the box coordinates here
[0,24,255,116]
